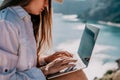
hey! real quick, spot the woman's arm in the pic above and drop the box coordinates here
[38,51,73,66]
[40,57,77,76]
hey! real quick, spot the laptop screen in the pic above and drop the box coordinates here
[78,24,100,66]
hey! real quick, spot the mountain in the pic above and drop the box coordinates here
[78,0,120,23]
[53,0,120,23]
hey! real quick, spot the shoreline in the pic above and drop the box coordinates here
[98,21,120,28]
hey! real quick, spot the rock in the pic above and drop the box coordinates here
[112,70,120,80]
[116,59,120,69]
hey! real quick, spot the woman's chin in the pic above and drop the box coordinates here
[33,12,40,15]
[31,10,43,15]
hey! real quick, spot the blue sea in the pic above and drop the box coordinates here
[52,14,120,80]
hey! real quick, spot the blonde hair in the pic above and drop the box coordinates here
[30,0,53,59]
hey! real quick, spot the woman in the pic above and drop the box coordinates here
[0,0,77,80]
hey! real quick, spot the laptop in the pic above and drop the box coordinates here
[47,24,100,79]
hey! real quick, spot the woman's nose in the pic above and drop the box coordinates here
[44,1,48,7]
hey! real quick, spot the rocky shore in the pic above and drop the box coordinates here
[94,59,120,80]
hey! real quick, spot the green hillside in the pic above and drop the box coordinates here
[78,0,120,23]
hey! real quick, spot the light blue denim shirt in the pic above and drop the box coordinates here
[0,6,46,80]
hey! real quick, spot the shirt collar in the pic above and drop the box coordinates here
[10,6,31,19]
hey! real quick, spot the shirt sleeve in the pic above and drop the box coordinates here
[0,20,46,80]
[38,56,47,67]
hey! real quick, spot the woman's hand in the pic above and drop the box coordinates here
[40,57,77,76]
[44,51,73,64]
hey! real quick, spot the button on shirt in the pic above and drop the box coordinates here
[0,6,46,80]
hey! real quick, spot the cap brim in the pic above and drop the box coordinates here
[54,0,63,3]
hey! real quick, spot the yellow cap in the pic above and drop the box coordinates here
[54,0,63,3]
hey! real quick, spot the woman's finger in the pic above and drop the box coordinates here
[61,58,77,65]
[53,57,66,65]
[63,51,73,57]
[56,51,73,57]
[59,64,75,71]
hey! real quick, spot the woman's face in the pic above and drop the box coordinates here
[25,0,48,15]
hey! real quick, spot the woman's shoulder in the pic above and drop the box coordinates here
[0,7,20,23]
[0,7,22,32]
[0,8,9,21]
